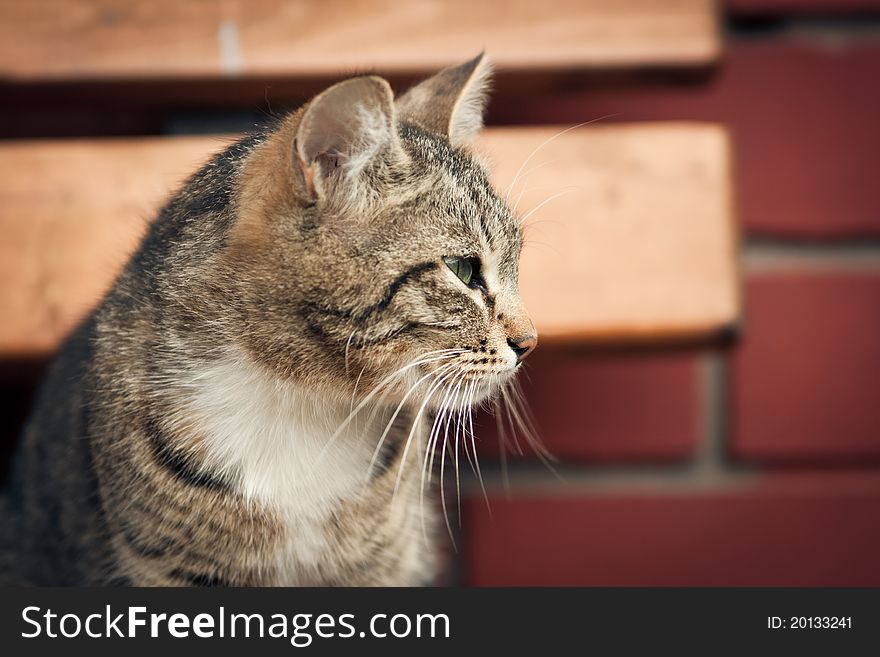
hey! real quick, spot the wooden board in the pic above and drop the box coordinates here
[0,0,721,82]
[0,124,739,357]
[485,124,740,343]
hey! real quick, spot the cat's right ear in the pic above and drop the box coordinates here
[395,53,492,147]
[294,76,400,203]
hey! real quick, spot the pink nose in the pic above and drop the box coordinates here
[507,335,537,363]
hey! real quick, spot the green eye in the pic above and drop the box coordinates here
[443,256,475,286]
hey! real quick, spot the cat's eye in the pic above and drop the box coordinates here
[443,256,479,287]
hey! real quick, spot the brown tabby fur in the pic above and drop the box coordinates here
[0,53,536,586]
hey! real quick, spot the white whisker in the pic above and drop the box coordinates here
[500,387,525,456]
[452,378,471,527]
[364,359,460,488]
[518,188,577,227]
[465,378,490,514]
[343,329,357,376]
[511,160,555,213]
[420,369,461,545]
[318,349,463,467]
[435,372,468,552]
[503,117,617,202]
[350,363,368,434]
[392,364,461,499]
[502,382,563,481]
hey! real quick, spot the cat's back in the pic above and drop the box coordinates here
[0,315,115,585]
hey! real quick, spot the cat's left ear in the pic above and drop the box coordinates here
[396,52,492,147]
[294,75,401,203]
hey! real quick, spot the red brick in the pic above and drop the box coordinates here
[475,351,700,463]
[731,273,880,463]
[490,41,880,238]
[464,473,880,585]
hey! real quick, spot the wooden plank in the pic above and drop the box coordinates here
[0,124,740,357]
[0,0,721,82]
[0,137,221,357]
[485,124,739,343]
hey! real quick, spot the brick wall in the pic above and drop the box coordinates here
[461,3,880,586]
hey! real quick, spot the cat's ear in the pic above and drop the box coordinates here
[294,76,400,202]
[396,52,492,147]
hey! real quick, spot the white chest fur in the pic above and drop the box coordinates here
[177,351,394,579]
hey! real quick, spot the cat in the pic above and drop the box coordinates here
[0,53,537,586]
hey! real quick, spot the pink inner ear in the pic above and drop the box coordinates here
[302,164,318,201]
[294,145,319,201]
[300,116,348,165]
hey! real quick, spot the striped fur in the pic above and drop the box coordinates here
[0,54,535,586]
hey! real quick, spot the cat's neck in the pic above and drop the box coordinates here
[171,347,404,517]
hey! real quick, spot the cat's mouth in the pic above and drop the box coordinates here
[381,348,520,411]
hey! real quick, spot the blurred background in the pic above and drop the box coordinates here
[1,0,879,585]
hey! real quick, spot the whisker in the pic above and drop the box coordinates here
[343,329,357,376]
[520,239,563,257]
[511,160,556,213]
[448,377,466,529]
[454,381,476,529]
[350,364,367,414]
[503,116,618,202]
[392,364,462,498]
[518,188,577,227]
[420,369,461,545]
[514,181,580,218]
[437,397,457,552]
[493,395,512,498]
[364,359,460,488]
[319,349,464,467]
[509,378,555,462]
[425,371,465,484]
[500,388,525,457]
[458,396,477,477]
[465,378,490,515]
[421,369,462,497]
[502,383,563,482]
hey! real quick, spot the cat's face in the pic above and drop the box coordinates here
[333,124,535,406]
[227,55,536,408]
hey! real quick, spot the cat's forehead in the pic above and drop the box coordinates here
[398,123,521,255]
[399,122,484,179]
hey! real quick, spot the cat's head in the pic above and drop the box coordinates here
[225,54,536,406]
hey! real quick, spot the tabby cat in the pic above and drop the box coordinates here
[0,53,536,586]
